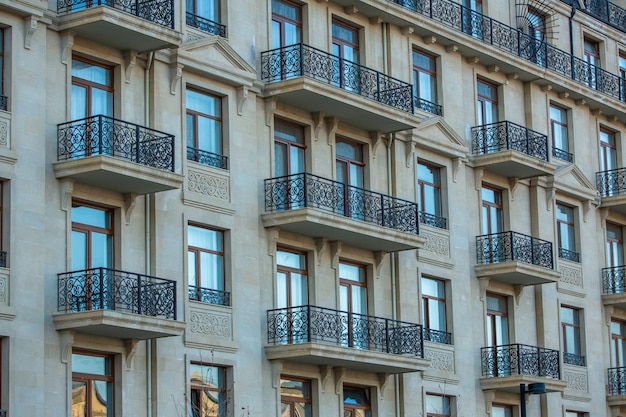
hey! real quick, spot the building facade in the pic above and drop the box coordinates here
[0,0,626,416]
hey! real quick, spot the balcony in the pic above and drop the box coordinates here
[186,12,226,37]
[414,96,442,116]
[260,44,417,133]
[597,168,626,214]
[601,266,626,309]
[265,305,430,373]
[188,285,230,307]
[262,173,425,252]
[563,0,626,35]
[558,247,580,263]
[54,267,185,339]
[423,328,452,345]
[471,121,555,178]
[608,366,626,407]
[552,147,574,163]
[480,344,566,393]
[419,211,447,229]
[475,231,560,286]
[54,115,183,194]
[187,146,228,170]
[56,0,181,52]
[563,352,586,367]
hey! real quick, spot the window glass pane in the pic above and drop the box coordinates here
[280,379,310,397]
[344,388,369,405]
[187,90,221,117]
[188,226,222,251]
[72,60,112,86]
[276,271,288,309]
[339,263,365,282]
[199,251,224,290]
[275,120,305,144]
[188,251,197,285]
[336,141,362,161]
[71,380,87,417]
[91,88,113,117]
[91,232,113,269]
[422,277,444,298]
[277,250,305,269]
[273,0,300,21]
[72,205,111,229]
[72,231,87,271]
[197,116,222,153]
[72,353,110,375]
[71,85,88,120]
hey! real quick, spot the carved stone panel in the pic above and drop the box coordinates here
[424,342,455,372]
[183,162,233,212]
[559,262,583,288]
[563,365,588,392]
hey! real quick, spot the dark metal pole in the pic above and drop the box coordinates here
[520,384,527,417]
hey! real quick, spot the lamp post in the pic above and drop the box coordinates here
[520,383,546,417]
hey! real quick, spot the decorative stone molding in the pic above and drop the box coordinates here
[424,345,454,372]
[0,274,6,303]
[560,263,583,287]
[189,308,232,338]
[564,367,588,392]
[187,169,229,200]
[420,229,450,257]
[0,119,9,147]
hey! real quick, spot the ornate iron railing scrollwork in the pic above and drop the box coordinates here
[267,305,424,357]
[481,343,561,378]
[609,366,626,395]
[260,43,414,113]
[0,251,7,268]
[559,0,626,35]
[597,168,626,197]
[0,95,8,111]
[563,352,586,367]
[419,211,447,229]
[558,247,580,263]
[265,172,419,235]
[602,265,626,294]
[476,231,554,270]
[57,115,175,172]
[57,267,177,319]
[186,12,227,37]
[57,0,174,28]
[552,147,573,163]
[414,96,442,116]
[423,327,453,344]
[188,285,230,306]
[471,121,549,161]
[187,146,228,169]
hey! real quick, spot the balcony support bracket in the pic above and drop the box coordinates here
[509,177,520,201]
[452,157,463,183]
[61,31,75,65]
[315,238,328,266]
[405,139,414,168]
[237,86,248,116]
[124,50,137,84]
[170,63,183,95]
[330,241,342,270]
[267,227,280,256]
[124,193,138,225]
[24,16,38,50]
[514,285,525,306]
[59,179,74,212]
[374,251,388,279]
[59,330,74,364]
[265,98,276,127]
[125,339,139,371]
[378,373,390,399]
[335,367,345,395]
[271,360,283,389]
[484,390,496,415]
[326,117,338,147]
[312,112,324,140]
[474,168,484,191]
[546,186,556,211]
[371,131,383,159]
[478,277,489,301]
[320,365,332,392]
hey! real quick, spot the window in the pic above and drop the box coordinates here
[421,277,449,343]
[600,128,617,172]
[190,363,227,417]
[336,139,365,219]
[412,50,439,114]
[607,222,624,267]
[425,394,451,417]
[186,89,226,169]
[565,411,587,417]
[556,203,579,262]
[461,0,484,39]
[620,52,626,101]
[525,8,547,65]
[274,118,305,177]
[0,181,6,268]
[339,261,367,348]
[481,185,503,235]
[561,306,585,366]
[188,224,228,306]
[71,57,113,120]
[583,38,600,88]
[72,202,113,271]
[186,0,223,36]
[276,248,308,309]
[280,376,312,417]
[491,404,512,417]
[611,320,626,368]
[486,293,509,349]
[271,0,302,49]
[72,351,114,417]
[477,79,498,126]
[418,161,446,229]
[332,20,359,91]
[0,29,6,111]
[550,104,572,162]
[343,386,371,417]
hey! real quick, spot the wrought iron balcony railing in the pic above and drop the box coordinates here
[414,96,443,116]
[0,95,7,111]
[481,343,561,379]
[260,43,414,114]
[560,0,626,35]
[471,121,549,162]
[188,285,230,306]
[57,267,177,320]
[609,366,626,395]
[563,352,586,367]
[57,0,175,29]
[0,409,6,417]
[559,247,580,263]
[57,115,175,172]
[419,211,447,229]
[552,147,573,163]
[267,305,424,357]
[186,12,226,37]
[389,0,625,101]
[187,146,228,169]
[597,167,626,197]
[602,265,626,294]
[423,327,453,345]
[265,172,419,235]
[476,231,554,270]
[0,251,7,268]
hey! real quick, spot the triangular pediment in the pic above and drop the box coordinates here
[413,117,468,159]
[551,164,598,201]
[176,36,256,87]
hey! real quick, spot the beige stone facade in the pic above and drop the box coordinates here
[1,0,626,416]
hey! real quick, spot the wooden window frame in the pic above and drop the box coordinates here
[71,349,115,417]
[417,160,442,217]
[280,375,312,417]
[421,276,447,333]
[71,56,114,118]
[71,201,114,270]
[190,362,228,417]
[276,247,309,308]
[186,87,223,155]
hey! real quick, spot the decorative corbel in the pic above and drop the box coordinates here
[474,168,484,191]
[60,180,74,211]
[478,277,489,301]
[600,208,609,229]
[312,112,324,140]
[558,91,570,99]
[506,73,519,81]
[271,361,283,389]
[334,367,345,395]
[513,285,525,306]
[540,84,553,92]
[170,63,184,95]
[452,157,463,183]
[125,339,139,371]
[484,390,496,416]
[267,227,280,256]
[422,35,436,45]
[265,98,276,127]
[583,199,593,222]
[465,56,480,65]
[330,241,342,270]
[326,117,339,147]
[401,26,414,36]
[605,306,615,328]
[124,193,138,225]
[445,45,459,53]
[591,108,603,116]
[24,16,37,50]
[607,115,618,123]
[405,139,414,168]
[61,32,75,65]
[237,86,248,116]
[344,5,358,14]
[370,131,383,159]
[374,251,388,279]
[315,238,328,266]
[123,50,137,84]
[59,330,75,364]
[508,177,520,201]
[487,65,499,73]
[320,365,332,392]
[369,16,383,24]
[545,187,556,211]
[575,98,587,107]
[378,373,390,399]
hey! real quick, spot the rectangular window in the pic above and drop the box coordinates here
[584,38,600,89]
[190,363,227,417]
[556,203,579,262]
[425,394,451,417]
[0,28,6,111]
[486,293,509,348]
[561,306,585,366]
[550,104,571,162]
[332,19,360,92]
[271,0,302,49]
[343,386,371,417]
[186,88,226,169]
[72,351,114,417]
[276,248,308,309]
[71,202,114,271]
[418,161,446,229]
[565,411,587,417]
[600,128,618,172]
[280,376,312,417]
[71,57,113,120]
[340,261,367,349]
[620,52,626,101]
[607,222,624,267]
[421,276,450,344]
[491,404,512,417]
[477,79,498,125]
[186,0,224,36]
[412,50,439,115]
[188,224,229,306]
